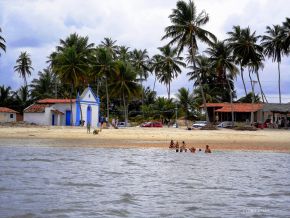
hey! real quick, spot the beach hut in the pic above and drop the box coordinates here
[202,103,264,123]
[262,103,290,127]
[24,87,100,127]
[0,107,19,122]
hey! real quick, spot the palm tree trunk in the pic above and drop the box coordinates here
[256,71,268,103]
[105,77,109,126]
[240,66,247,96]
[153,76,157,92]
[122,92,127,126]
[168,82,171,99]
[70,83,73,126]
[278,62,281,104]
[190,38,209,122]
[249,71,255,124]
[225,72,234,126]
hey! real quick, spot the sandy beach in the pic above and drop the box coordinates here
[0,126,289,152]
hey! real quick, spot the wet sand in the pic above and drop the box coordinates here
[0,126,289,152]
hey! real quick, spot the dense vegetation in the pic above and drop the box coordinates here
[0,1,289,125]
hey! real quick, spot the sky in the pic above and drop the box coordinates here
[0,0,289,103]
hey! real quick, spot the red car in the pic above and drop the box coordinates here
[141,121,163,127]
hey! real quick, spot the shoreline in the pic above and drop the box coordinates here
[0,126,289,153]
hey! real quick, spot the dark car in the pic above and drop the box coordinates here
[141,121,163,127]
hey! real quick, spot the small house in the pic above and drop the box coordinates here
[0,107,19,122]
[24,87,100,127]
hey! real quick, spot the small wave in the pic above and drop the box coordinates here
[60,182,104,188]
[107,209,130,217]
[21,158,52,162]
[186,206,199,211]
[9,212,37,218]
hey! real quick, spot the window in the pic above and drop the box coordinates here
[10,114,14,118]
[89,94,90,98]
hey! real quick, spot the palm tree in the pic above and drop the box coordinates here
[175,87,193,128]
[281,17,290,52]
[0,85,12,106]
[94,47,116,124]
[51,33,94,125]
[131,49,150,105]
[155,45,185,99]
[13,85,31,113]
[116,46,131,62]
[14,52,34,86]
[0,27,6,56]
[110,61,141,126]
[205,41,238,124]
[30,68,57,100]
[261,25,285,104]
[150,55,162,92]
[100,37,118,59]
[226,26,248,95]
[162,0,216,122]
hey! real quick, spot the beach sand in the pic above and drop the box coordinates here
[0,126,289,152]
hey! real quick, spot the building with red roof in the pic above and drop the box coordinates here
[24,87,100,127]
[0,107,19,122]
[201,103,265,123]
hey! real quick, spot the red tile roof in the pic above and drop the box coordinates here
[37,99,76,104]
[204,103,227,107]
[24,104,50,113]
[215,103,264,112]
[0,107,19,113]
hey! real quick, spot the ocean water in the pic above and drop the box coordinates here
[0,147,289,218]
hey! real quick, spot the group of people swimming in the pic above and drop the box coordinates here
[169,140,211,153]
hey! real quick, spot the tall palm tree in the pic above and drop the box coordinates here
[226,26,248,95]
[175,87,193,128]
[206,41,238,124]
[281,17,290,52]
[131,49,150,105]
[162,0,216,122]
[261,25,285,104]
[116,46,131,62]
[155,45,185,99]
[100,37,118,59]
[110,61,141,126]
[94,47,116,124]
[51,33,94,125]
[150,55,162,92]
[0,27,6,56]
[14,52,34,86]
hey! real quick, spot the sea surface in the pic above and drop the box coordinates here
[0,147,289,218]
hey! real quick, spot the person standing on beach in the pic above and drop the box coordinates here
[87,122,91,134]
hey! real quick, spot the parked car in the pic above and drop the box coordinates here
[192,121,208,128]
[217,121,234,128]
[141,121,163,127]
[117,122,130,128]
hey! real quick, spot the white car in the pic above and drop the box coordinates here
[217,121,234,128]
[192,121,208,128]
[117,122,130,128]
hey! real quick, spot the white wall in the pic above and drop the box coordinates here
[24,112,48,125]
[0,112,17,122]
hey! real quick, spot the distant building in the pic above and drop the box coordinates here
[202,103,264,123]
[202,103,290,124]
[0,107,19,122]
[24,87,100,127]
